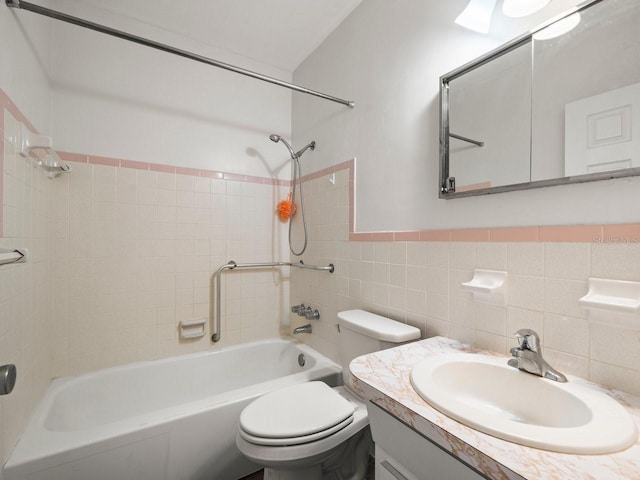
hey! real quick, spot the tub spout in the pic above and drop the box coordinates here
[293,324,312,334]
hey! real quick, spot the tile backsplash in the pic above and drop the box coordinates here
[290,166,640,397]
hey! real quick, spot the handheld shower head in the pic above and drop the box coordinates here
[268,134,296,159]
[268,134,315,257]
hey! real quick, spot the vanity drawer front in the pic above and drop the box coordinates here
[376,447,419,480]
[369,403,488,480]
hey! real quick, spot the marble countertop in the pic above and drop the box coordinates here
[349,336,640,480]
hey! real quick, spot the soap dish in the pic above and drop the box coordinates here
[462,269,507,293]
[579,278,640,314]
[461,269,507,305]
[179,318,207,339]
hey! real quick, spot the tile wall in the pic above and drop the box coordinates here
[1,98,292,464]
[47,158,290,377]
[0,108,54,465]
[0,95,289,388]
[290,164,640,397]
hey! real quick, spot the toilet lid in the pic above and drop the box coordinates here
[239,415,354,446]
[239,381,355,442]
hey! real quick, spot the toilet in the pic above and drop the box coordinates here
[236,309,421,480]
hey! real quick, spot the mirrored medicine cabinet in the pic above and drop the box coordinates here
[440,0,640,198]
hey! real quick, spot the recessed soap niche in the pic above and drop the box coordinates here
[179,318,207,339]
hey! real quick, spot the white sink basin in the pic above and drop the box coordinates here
[410,353,638,454]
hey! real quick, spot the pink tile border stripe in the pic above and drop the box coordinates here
[323,160,640,244]
[26,150,640,244]
[2,87,639,244]
[57,151,289,186]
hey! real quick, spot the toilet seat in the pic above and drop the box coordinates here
[239,381,356,446]
[239,415,354,446]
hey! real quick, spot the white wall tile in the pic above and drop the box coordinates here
[509,275,544,311]
[591,243,640,281]
[544,278,587,318]
[389,242,406,265]
[450,242,475,270]
[474,303,506,336]
[427,242,449,268]
[406,243,427,266]
[543,313,589,357]
[389,264,406,288]
[507,242,544,276]
[506,307,543,338]
[544,243,590,280]
[590,322,640,371]
[476,242,507,271]
[590,361,640,397]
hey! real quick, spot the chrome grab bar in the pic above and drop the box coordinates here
[212,260,334,342]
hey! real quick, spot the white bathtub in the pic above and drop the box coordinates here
[3,338,342,480]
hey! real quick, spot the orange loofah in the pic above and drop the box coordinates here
[278,192,297,221]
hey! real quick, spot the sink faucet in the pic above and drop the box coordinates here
[293,324,312,334]
[508,329,567,382]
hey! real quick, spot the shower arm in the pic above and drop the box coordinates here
[5,0,356,109]
[212,260,334,342]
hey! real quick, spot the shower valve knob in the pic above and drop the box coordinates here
[304,308,320,321]
[292,304,306,315]
[0,364,16,396]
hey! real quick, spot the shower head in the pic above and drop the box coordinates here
[269,134,296,160]
[269,134,316,160]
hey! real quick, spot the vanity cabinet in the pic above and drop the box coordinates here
[369,403,488,480]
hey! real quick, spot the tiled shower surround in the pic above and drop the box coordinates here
[0,98,290,461]
[3,91,640,465]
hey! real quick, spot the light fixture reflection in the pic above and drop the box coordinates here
[502,0,551,18]
[533,12,581,40]
[455,0,497,34]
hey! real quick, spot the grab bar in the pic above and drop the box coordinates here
[0,249,28,267]
[212,260,334,342]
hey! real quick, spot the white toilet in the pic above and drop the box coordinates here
[236,309,421,480]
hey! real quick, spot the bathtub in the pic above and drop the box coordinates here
[3,338,342,480]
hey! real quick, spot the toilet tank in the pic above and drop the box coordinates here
[337,310,421,386]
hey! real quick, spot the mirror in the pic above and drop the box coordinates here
[440,0,640,198]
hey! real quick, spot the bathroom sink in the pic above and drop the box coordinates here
[410,353,638,454]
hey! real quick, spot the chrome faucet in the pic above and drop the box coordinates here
[508,329,567,382]
[293,324,312,334]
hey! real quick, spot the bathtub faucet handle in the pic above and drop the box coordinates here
[304,308,320,321]
[291,304,305,315]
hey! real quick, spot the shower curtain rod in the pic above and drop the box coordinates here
[5,0,355,109]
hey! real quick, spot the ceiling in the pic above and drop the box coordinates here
[44,0,363,72]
